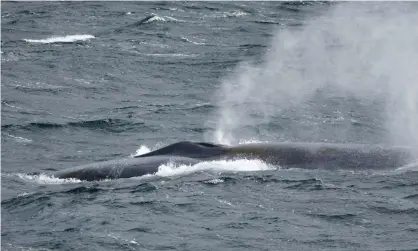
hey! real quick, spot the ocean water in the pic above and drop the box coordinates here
[1,2,418,251]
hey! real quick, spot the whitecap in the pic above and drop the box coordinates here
[3,133,32,143]
[144,15,166,23]
[180,36,205,45]
[204,178,225,184]
[23,34,95,44]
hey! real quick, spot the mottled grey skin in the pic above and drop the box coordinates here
[54,141,414,181]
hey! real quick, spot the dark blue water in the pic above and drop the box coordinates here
[2,2,418,251]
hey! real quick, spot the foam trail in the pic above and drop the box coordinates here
[155,159,276,177]
[15,173,82,184]
[208,2,418,152]
[23,34,95,44]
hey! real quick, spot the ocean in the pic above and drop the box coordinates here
[1,1,418,250]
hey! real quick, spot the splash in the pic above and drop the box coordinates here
[23,34,95,44]
[15,173,82,184]
[155,158,276,177]
[131,144,276,178]
[208,2,418,152]
[131,145,152,157]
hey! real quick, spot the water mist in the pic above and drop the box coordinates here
[207,2,418,155]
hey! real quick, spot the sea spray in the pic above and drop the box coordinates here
[208,2,418,154]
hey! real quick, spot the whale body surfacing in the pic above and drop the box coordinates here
[53,141,414,181]
[54,156,200,181]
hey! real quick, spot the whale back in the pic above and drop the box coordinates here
[54,141,415,181]
[224,142,412,169]
[54,156,200,181]
[135,141,227,159]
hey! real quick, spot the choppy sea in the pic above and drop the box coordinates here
[2,2,418,250]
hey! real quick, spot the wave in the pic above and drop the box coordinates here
[251,20,282,25]
[186,103,215,112]
[307,212,357,221]
[13,81,67,91]
[23,34,95,44]
[203,178,225,184]
[108,13,184,37]
[180,36,206,45]
[1,100,25,110]
[149,58,241,67]
[203,10,249,19]
[1,51,21,62]
[1,119,147,133]
[142,53,198,58]
[2,133,32,143]
[144,14,167,23]
[225,10,248,17]
[128,13,181,26]
[239,43,268,49]
[157,15,182,23]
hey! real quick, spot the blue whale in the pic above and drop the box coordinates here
[54,141,414,181]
